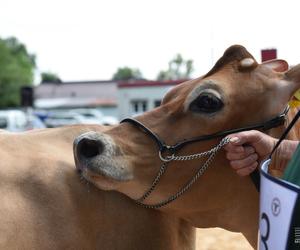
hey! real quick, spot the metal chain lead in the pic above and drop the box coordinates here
[135,137,230,209]
[159,137,230,162]
[136,162,168,203]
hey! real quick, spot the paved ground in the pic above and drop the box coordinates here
[196,228,253,250]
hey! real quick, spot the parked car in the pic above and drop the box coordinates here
[72,108,118,125]
[26,114,47,130]
[0,110,45,132]
[44,111,99,128]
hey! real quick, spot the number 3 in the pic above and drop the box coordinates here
[261,212,270,250]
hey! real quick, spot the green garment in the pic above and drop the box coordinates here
[283,143,300,187]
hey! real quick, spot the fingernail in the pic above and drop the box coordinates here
[230,137,240,143]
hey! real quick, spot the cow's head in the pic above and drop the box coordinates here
[73,45,300,234]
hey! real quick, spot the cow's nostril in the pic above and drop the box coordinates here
[78,138,104,159]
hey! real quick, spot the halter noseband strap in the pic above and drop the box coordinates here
[121,118,167,152]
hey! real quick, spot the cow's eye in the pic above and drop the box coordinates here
[189,93,223,113]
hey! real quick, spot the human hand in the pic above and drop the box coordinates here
[224,130,277,176]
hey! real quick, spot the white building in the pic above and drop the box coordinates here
[117,80,185,120]
[35,80,118,117]
[34,79,187,121]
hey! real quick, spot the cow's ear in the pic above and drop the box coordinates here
[262,59,289,72]
[285,64,300,83]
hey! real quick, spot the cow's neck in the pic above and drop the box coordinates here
[162,151,259,248]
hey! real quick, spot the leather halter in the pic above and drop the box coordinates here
[120,106,289,208]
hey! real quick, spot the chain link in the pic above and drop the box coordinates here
[172,137,230,161]
[135,137,230,209]
[136,162,168,203]
[159,137,229,162]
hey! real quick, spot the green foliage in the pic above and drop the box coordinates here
[41,72,62,83]
[157,54,194,81]
[0,37,35,107]
[112,67,142,81]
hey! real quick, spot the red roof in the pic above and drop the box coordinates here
[261,49,277,62]
[118,79,187,88]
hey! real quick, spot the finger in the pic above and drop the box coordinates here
[224,143,245,153]
[236,162,258,176]
[226,146,255,160]
[226,130,264,146]
[230,153,258,170]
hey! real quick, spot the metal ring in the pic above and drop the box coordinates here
[158,151,174,162]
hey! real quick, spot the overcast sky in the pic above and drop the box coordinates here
[1,0,300,83]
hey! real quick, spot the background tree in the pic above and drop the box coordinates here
[41,72,62,83]
[0,37,35,107]
[112,67,142,81]
[157,54,193,81]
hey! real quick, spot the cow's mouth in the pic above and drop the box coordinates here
[73,131,133,185]
[77,167,124,191]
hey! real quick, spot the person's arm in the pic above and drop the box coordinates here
[273,139,299,172]
[224,130,299,176]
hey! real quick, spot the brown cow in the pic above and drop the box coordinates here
[74,45,300,248]
[0,126,195,249]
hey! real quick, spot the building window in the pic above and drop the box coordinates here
[133,102,139,112]
[154,100,161,107]
[131,100,148,114]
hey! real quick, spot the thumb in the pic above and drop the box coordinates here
[227,130,265,146]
